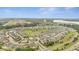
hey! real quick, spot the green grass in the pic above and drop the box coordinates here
[64,35,79,51]
[23,28,48,37]
[47,32,77,51]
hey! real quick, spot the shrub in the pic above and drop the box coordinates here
[15,48,35,51]
[64,43,69,46]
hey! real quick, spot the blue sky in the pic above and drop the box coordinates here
[0,7,79,18]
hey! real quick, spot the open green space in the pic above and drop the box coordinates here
[47,32,78,51]
[23,28,48,37]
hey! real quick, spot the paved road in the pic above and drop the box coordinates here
[5,32,19,44]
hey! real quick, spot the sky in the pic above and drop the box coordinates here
[0,7,79,18]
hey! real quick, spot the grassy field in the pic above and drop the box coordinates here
[64,34,79,51]
[47,32,78,51]
[23,28,48,37]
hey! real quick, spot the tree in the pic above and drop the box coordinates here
[72,37,78,42]
[15,48,35,51]
[64,43,69,46]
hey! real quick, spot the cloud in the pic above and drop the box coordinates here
[3,9,13,13]
[64,7,75,10]
[39,7,56,11]
[39,7,57,15]
[41,11,48,15]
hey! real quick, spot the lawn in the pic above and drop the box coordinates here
[47,32,78,51]
[23,28,48,37]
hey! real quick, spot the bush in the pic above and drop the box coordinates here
[72,37,78,42]
[54,48,59,51]
[15,48,35,51]
[64,43,69,46]
[0,45,2,49]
